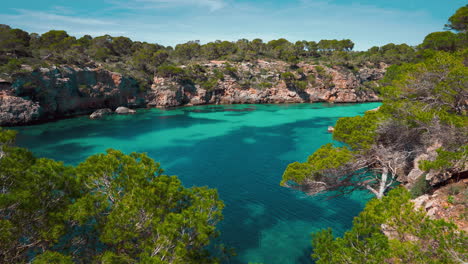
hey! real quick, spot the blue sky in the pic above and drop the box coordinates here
[0,0,464,50]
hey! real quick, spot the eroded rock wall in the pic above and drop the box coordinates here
[0,66,144,126]
[0,61,386,126]
[147,60,384,108]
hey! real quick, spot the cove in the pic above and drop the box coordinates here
[13,103,380,264]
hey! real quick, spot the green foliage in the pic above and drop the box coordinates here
[0,127,17,144]
[0,58,22,73]
[419,145,468,171]
[0,146,77,262]
[280,71,295,81]
[295,80,308,90]
[312,188,468,264]
[200,77,219,91]
[0,23,422,86]
[0,26,30,55]
[333,111,383,150]
[281,144,354,186]
[410,175,432,198]
[157,65,186,79]
[280,72,309,90]
[224,65,238,78]
[421,31,462,52]
[32,251,74,264]
[39,30,70,48]
[71,149,224,263]
[258,82,273,89]
[314,65,325,75]
[447,195,455,204]
[419,146,468,171]
[445,5,468,32]
[281,161,313,186]
[173,41,201,61]
[379,50,468,130]
[306,144,354,173]
[213,69,225,80]
[448,184,464,195]
[365,43,416,64]
[0,129,225,263]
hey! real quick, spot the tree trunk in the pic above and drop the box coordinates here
[366,167,389,199]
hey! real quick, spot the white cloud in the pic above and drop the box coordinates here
[111,0,226,11]
[11,9,115,26]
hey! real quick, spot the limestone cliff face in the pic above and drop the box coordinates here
[0,61,386,126]
[0,66,145,126]
[147,60,385,108]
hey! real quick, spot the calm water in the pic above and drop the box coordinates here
[13,103,379,264]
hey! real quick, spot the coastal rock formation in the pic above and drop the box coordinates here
[0,61,386,125]
[115,106,136,115]
[0,66,144,126]
[0,95,42,125]
[90,108,113,119]
[412,179,468,232]
[147,60,384,108]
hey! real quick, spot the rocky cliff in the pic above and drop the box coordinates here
[0,60,386,126]
[0,66,145,126]
[147,60,385,108]
[412,179,468,232]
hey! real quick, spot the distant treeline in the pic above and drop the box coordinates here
[0,20,466,88]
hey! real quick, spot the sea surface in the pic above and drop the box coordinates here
[13,103,380,264]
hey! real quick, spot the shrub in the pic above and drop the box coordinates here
[447,195,455,204]
[315,65,325,75]
[447,184,464,195]
[280,72,295,81]
[156,65,185,78]
[212,69,224,80]
[294,80,308,90]
[200,78,218,91]
[259,82,273,89]
[410,175,432,198]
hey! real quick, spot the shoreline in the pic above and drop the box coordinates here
[6,100,382,127]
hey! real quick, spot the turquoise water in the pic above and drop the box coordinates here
[13,103,379,264]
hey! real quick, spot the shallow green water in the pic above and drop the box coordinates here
[13,103,379,264]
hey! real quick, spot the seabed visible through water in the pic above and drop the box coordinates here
[14,103,379,264]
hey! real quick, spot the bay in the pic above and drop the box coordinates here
[13,103,380,264]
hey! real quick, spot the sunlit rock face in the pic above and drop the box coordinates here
[0,61,385,126]
[147,60,385,108]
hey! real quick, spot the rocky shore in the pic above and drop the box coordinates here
[0,60,386,126]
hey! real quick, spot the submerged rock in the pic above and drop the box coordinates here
[90,108,113,119]
[115,106,136,115]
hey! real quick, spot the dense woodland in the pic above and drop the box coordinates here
[0,4,467,264]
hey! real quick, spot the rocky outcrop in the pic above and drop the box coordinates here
[412,180,468,232]
[147,60,385,108]
[0,66,145,126]
[0,95,42,125]
[90,108,113,119]
[115,106,136,115]
[404,142,467,188]
[1,61,386,126]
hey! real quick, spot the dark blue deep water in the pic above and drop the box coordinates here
[13,103,379,264]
